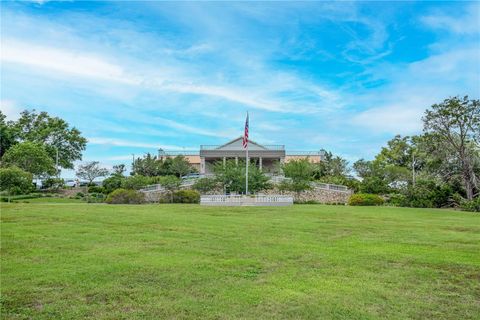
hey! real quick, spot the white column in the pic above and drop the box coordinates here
[235,157,238,165]
[223,157,226,168]
[200,157,205,174]
[259,157,263,171]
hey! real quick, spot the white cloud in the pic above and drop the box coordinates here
[87,137,196,150]
[0,100,22,120]
[1,39,325,114]
[1,39,137,84]
[421,4,480,35]
[152,116,225,137]
[351,104,423,134]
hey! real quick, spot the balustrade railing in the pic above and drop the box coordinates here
[139,176,349,193]
[200,145,285,150]
[200,195,294,205]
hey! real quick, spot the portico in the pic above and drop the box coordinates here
[199,137,285,174]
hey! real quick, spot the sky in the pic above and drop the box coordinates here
[1,1,479,176]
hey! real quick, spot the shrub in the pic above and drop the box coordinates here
[461,197,480,212]
[278,180,311,193]
[348,193,384,206]
[105,188,145,204]
[0,166,34,198]
[102,175,125,194]
[86,192,105,203]
[0,194,42,202]
[172,190,200,203]
[76,192,85,198]
[192,177,217,193]
[386,193,407,207]
[88,185,105,194]
[294,200,319,204]
[43,178,65,190]
[121,175,152,190]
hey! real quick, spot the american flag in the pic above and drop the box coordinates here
[242,112,249,149]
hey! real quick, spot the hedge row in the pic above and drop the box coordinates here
[348,193,384,206]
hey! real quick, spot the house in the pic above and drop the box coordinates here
[158,136,325,174]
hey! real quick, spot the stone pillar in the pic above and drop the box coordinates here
[235,157,238,165]
[259,157,263,171]
[200,157,205,174]
[223,157,226,167]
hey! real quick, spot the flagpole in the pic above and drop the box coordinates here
[246,137,249,195]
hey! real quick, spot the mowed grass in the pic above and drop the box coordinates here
[1,203,479,319]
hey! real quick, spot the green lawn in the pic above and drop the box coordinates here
[1,203,479,319]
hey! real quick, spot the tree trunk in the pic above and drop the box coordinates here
[460,150,476,200]
[464,176,474,200]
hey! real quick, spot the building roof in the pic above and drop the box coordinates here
[214,136,268,151]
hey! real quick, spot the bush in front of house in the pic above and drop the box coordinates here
[461,197,480,212]
[172,190,200,203]
[88,185,105,194]
[105,188,145,204]
[42,177,65,190]
[348,193,384,206]
[0,193,43,202]
[192,177,218,193]
[121,175,153,190]
[86,192,105,203]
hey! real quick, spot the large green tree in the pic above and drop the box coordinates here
[2,142,55,177]
[422,96,480,200]
[8,110,87,169]
[0,166,33,199]
[312,151,350,179]
[132,153,162,177]
[0,111,16,158]
[213,160,270,194]
[281,159,313,193]
[169,155,195,177]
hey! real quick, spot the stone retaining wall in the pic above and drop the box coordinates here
[142,186,352,204]
[260,186,352,204]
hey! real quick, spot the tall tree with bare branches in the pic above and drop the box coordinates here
[422,96,480,200]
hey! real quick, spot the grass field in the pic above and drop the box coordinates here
[1,203,479,319]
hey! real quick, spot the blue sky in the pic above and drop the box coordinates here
[1,1,479,175]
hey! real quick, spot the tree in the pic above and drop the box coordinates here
[213,160,270,194]
[76,161,109,184]
[121,175,151,190]
[112,164,126,176]
[103,175,125,194]
[312,151,350,179]
[0,111,16,158]
[353,159,393,194]
[11,110,87,169]
[169,155,194,177]
[2,142,55,177]
[131,153,162,177]
[213,160,244,193]
[0,166,33,200]
[192,177,218,193]
[422,96,480,200]
[281,159,313,192]
[376,135,415,168]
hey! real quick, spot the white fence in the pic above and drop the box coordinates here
[139,184,165,192]
[201,195,293,206]
[313,182,349,192]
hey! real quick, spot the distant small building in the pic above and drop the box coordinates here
[159,136,325,174]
